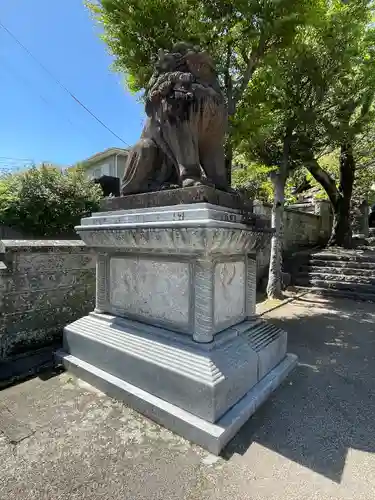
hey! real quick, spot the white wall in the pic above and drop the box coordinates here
[86,161,113,179]
[85,154,128,179]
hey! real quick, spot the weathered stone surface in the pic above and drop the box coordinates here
[77,204,272,257]
[0,269,94,294]
[293,247,375,301]
[63,313,262,424]
[253,201,333,283]
[110,257,191,329]
[100,186,253,212]
[351,199,369,237]
[0,241,96,374]
[1,284,95,315]
[214,261,245,327]
[76,205,272,341]
[0,347,56,387]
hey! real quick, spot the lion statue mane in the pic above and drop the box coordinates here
[121,42,228,195]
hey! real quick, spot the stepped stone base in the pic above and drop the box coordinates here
[57,352,296,455]
[59,199,296,453]
[58,312,296,454]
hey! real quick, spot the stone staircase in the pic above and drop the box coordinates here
[293,246,375,301]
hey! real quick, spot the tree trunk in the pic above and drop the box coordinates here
[267,171,286,299]
[304,144,355,248]
[266,126,293,299]
[328,143,355,247]
[329,197,352,247]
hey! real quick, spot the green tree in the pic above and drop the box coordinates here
[353,128,375,206]
[302,146,375,212]
[231,0,375,296]
[232,58,299,297]
[0,166,102,237]
[86,0,315,177]
[288,2,375,247]
[231,156,274,203]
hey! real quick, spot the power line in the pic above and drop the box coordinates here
[0,20,129,147]
[0,54,84,133]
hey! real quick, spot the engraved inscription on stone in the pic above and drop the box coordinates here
[220,213,237,222]
[214,261,245,326]
[110,257,190,326]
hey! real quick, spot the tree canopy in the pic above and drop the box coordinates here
[86,0,316,116]
[232,0,375,247]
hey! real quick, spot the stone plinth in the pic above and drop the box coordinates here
[59,201,297,454]
[77,204,270,342]
[100,185,254,213]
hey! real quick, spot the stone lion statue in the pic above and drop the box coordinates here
[121,42,228,195]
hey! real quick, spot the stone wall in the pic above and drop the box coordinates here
[253,199,332,281]
[0,240,95,384]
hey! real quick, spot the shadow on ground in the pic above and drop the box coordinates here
[224,295,375,484]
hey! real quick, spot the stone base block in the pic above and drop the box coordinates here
[62,313,288,422]
[56,350,297,455]
[59,312,296,452]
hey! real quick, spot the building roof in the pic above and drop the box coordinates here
[79,147,128,167]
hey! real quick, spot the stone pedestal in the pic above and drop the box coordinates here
[58,199,297,454]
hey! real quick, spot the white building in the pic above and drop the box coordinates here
[80,148,128,180]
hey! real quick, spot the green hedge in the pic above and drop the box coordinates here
[0,166,102,237]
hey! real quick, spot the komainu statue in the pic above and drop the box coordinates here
[121,43,228,195]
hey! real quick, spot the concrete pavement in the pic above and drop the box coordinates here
[1,293,375,499]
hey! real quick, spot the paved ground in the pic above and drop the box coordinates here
[1,293,375,500]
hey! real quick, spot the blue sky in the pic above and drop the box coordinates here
[0,0,144,169]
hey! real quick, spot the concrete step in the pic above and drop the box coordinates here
[294,278,375,294]
[299,265,375,279]
[294,286,375,302]
[308,259,375,270]
[296,272,375,285]
[300,265,375,277]
[311,251,375,263]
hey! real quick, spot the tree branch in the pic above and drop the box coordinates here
[305,157,340,206]
[240,49,249,65]
[280,122,294,179]
[232,34,268,112]
[352,90,375,130]
[224,42,234,116]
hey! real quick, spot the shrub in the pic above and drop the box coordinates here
[0,166,102,237]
